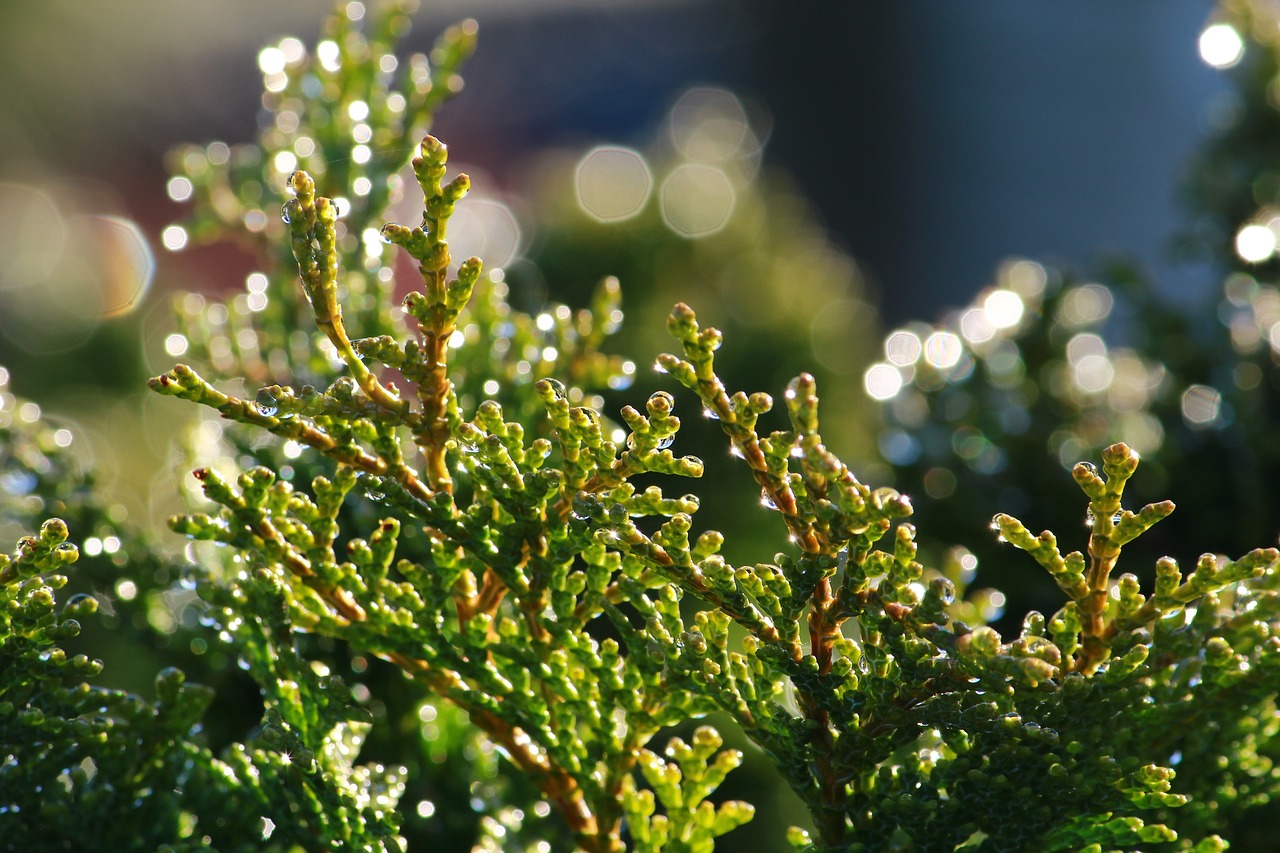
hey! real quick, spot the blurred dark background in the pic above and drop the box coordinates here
[0,0,1223,338]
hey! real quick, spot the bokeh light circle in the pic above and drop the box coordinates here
[1199,23,1244,69]
[885,330,923,366]
[162,225,189,251]
[923,331,963,369]
[448,197,523,268]
[575,147,653,223]
[1181,384,1222,427]
[0,183,66,291]
[1057,284,1114,326]
[82,215,155,317]
[660,165,735,238]
[1235,224,1275,263]
[983,289,1024,329]
[0,202,153,355]
[864,363,903,401]
[669,87,754,163]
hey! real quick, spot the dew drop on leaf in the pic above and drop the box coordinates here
[256,388,279,417]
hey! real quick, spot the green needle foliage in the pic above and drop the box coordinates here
[4,2,1280,851]
[0,517,405,852]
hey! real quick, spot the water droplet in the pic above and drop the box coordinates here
[256,388,280,418]
[1084,509,1095,528]
[571,494,598,520]
[655,435,674,450]
[702,407,720,420]
[760,489,777,510]
[280,203,292,225]
[545,379,566,401]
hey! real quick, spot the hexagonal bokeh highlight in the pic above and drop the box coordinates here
[659,164,735,238]
[668,87,757,163]
[84,215,155,318]
[447,197,523,269]
[575,146,653,223]
[0,190,154,355]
